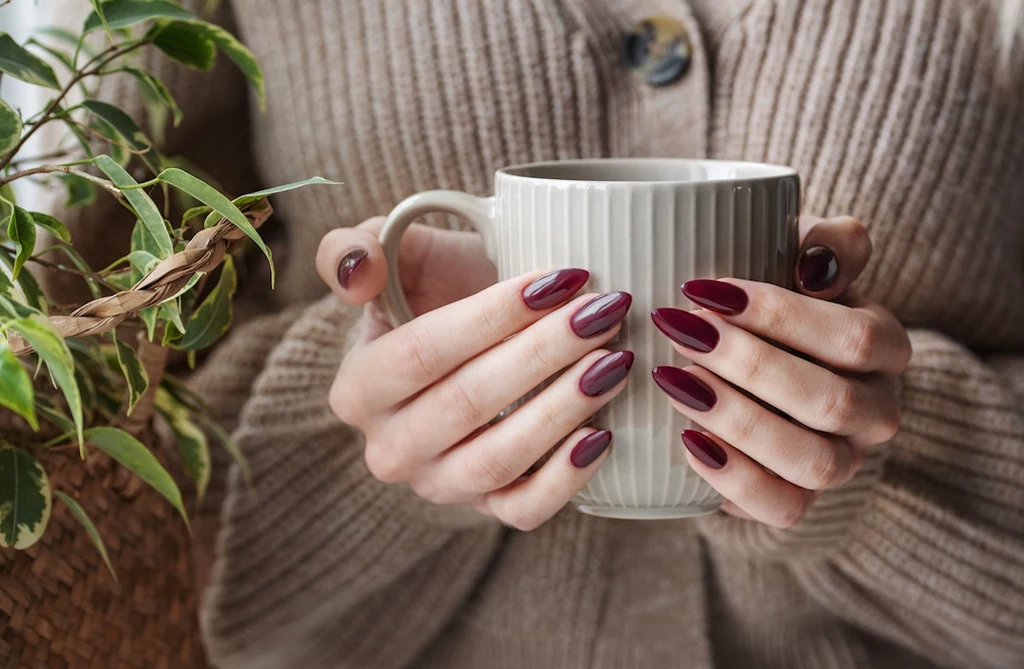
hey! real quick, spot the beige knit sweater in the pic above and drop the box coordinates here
[59,1,1024,667]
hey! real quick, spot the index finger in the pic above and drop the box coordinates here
[346,268,591,404]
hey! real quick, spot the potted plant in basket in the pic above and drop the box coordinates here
[0,1,336,663]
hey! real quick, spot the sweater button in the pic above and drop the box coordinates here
[621,16,691,87]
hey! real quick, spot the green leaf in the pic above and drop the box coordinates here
[95,155,173,257]
[36,396,75,435]
[25,38,74,71]
[122,66,183,128]
[0,268,14,300]
[129,215,170,261]
[139,307,158,341]
[160,299,185,336]
[7,206,36,280]
[88,0,114,40]
[180,204,211,226]
[156,168,273,284]
[126,250,159,275]
[83,427,188,530]
[156,389,209,501]
[173,254,236,350]
[0,445,51,549]
[28,211,71,243]
[84,0,195,32]
[0,33,60,89]
[81,100,161,175]
[8,316,83,451]
[181,21,265,109]
[152,21,215,71]
[0,98,22,156]
[4,253,47,314]
[58,173,97,208]
[0,294,40,321]
[194,411,249,483]
[0,341,37,430]
[54,492,116,580]
[37,27,93,54]
[230,176,342,210]
[113,337,148,416]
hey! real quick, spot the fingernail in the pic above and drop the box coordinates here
[570,292,632,338]
[522,269,590,310]
[570,430,612,468]
[579,351,635,397]
[651,308,719,353]
[651,366,717,411]
[798,246,839,292]
[681,279,748,315]
[338,249,368,289]
[681,430,727,469]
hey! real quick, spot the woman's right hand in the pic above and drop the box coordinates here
[315,217,634,531]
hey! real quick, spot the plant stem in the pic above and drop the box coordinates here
[27,254,121,293]
[7,148,73,168]
[0,164,123,198]
[0,38,152,172]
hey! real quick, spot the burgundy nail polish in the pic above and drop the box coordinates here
[570,430,612,468]
[570,292,632,338]
[681,279,748,315]
[798,246,839,292]
[651,308,719,353]
[579,351,635,397]
[338,249,368,289]
[651,366,717,411]
[681,430,727,469]
[522,269,590,310]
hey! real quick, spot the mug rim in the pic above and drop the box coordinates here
[496,157,798,185]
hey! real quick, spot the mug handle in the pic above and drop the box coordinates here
[376,190,497,327]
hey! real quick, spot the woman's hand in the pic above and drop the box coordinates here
[316,218,634,531]
[652,216,912,528]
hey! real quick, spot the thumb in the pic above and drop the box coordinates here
[316,216,390,305]
[795,215,873,300]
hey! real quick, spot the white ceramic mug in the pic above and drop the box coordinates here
[378,158,800,520]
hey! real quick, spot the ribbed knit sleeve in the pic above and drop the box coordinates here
[699,330,1024,667]
[198,295,503,669]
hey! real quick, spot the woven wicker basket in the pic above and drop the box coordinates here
[0,432,205,669]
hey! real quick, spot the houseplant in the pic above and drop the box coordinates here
[0,1,336,664]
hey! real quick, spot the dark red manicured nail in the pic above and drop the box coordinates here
[651,308,719,353]
[579,351,635,397]
[570,292,632,338]
[651,366,717,411]
[570,430,612,468]
[681,430,727,469]
[681,279,748,315]
[798,246,839,292]
[338,249,368,289]
[522,269,590,310]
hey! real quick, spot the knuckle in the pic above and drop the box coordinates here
[398,327,444,383]
[876,405,902,443]
[501,506,544,532]
[801,439,854,490]
[816,380,860,434]
[440,377,489,428]
[844,316,881,370]
[750,289,797,342]
[521,330,561,373]
[363,443,406,484]
[466,448,520,491]
[731,402,761,446]
[773,493,811,529]
[329,373,363,425]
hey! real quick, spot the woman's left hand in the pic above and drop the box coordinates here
[652,216,912,528]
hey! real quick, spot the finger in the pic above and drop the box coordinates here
[420,349,633,502]
[652,365,858,491]
[679,430,816,529]
[652,307,902,439]
[382,292,632,461]
[341,269,595,412]
[679,280,912,375]
[795,215,872,298]
[720,500,754,521]
[316,218,388,304]
[485,427,613,532]
[316,218,490,305]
